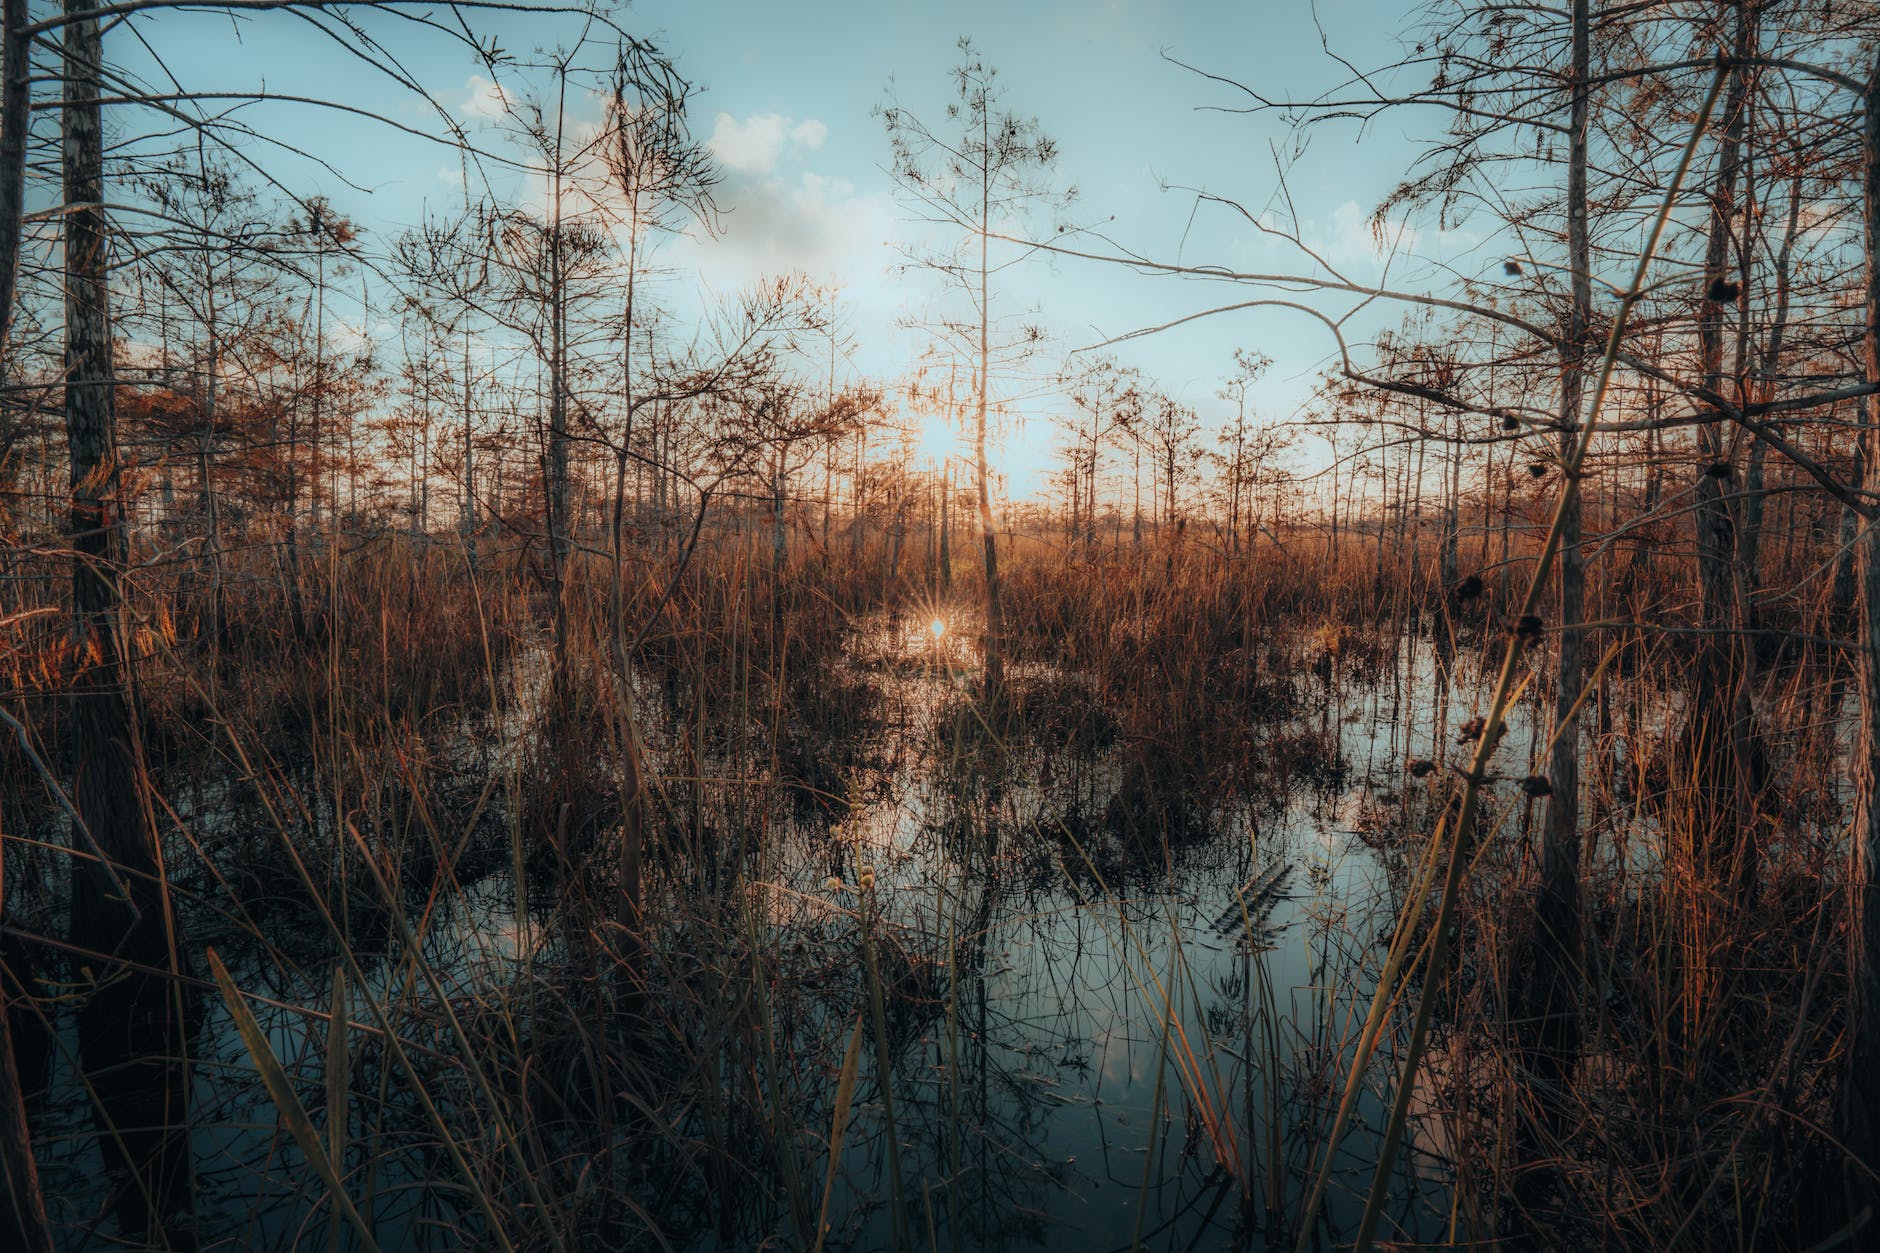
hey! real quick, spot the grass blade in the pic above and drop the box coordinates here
[207,948,381,1253]
[812,1011,866,1253]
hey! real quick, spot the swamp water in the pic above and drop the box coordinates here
[28,616,1521,1250]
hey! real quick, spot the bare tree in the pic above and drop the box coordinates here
[1216,348,1272,555]
[1061,353,1140,550]
[883,37,1069,700]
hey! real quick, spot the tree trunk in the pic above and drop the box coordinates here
[1522,0,1591,1144]
[1132,437,1142,548]
[546,163,571,667]
[939,459,951,591]
[772,450,788,578]
[0,761,51,1253]
[1440,413,1461,598]
[976,196,1005,701]
[64,2,196,1241]
[1738,179,1801,606]
[1690,3,1762,898]
[463,327,478,571]
[0,0,30,366]
[1843,45,1880,1216]
[1837,447,1863,626]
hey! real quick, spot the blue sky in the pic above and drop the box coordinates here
[121,0,1459,494]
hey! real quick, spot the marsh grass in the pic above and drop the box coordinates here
[0,455,1864,1252]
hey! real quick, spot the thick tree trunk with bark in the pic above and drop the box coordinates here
[0,0,27,363]
[1843,45,1880,1216]
[0,5,50,1246]
[63,3,196,1243]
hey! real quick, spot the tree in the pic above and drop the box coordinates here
[62,1,196,1243]
[1840,40,1880,1217]
[1061,353,1140,550]
[600,38,720,629]
[131,151,286,644]
[469,38,624,666]
[1139,391,1202,528]
[393,209,498,568]
[284,196,358,553]
[1217,348,1272,554]
[883,37,1069,700]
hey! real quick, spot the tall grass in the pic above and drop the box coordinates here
[0,425,1865,1250]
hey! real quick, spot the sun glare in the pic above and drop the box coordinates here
[929,618,946,639]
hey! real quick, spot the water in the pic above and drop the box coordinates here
[760,616,1472,1250]
[27,613,1519,1250]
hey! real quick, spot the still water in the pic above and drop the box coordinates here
[31,614,1508,1250]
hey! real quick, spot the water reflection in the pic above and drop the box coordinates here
[27,613,1508,1249]
[760,616,1472,1249]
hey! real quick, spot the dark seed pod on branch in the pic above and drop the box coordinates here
[1521,775,1553,798]
[1706,276,1740,303]
[1515,614,1543,641]
[1503,259,1523,276]
[1452,574,1485,602]
[1527,463,1549,478]
[1703,461,1733,480]
[1500,414,1520,431]
[1408,759,1437,778]
[1457,716,1486,744]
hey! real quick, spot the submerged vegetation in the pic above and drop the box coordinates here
[2,1,1880,1249]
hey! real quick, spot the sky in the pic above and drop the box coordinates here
[116,0,1469,498]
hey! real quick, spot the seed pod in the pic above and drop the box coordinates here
[1503,259,1523,277]
[1500,414,1520,432]
[1457,716,1486,743]
[1515,614,1543,641]
[1706,275,1740,303]
[1452,574,1485,602]
[1702,461,1733,480]
[1521,775,1553,798]
[1527,462,1549,478]
[1408,758,1437,778]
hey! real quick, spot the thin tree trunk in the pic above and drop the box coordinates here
[463,326,478,571]
[1132,436,1142,547]
[939,458,951,591]
[1691,2,1762,897]
[772,448,788,578]
[1838,446,1863,625]
[1524,0,1591,1138]
[1738,178,1801,600]
[546,138,571,667]
[976,163,1005,701]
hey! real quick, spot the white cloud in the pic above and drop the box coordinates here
[1241,199,1472,274]
[462,74,509,120]
[708,111,829,174]
[680,111,893,295]
[790,119,828,151]
[1324,199,1420,265]
[686,167,894,287]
